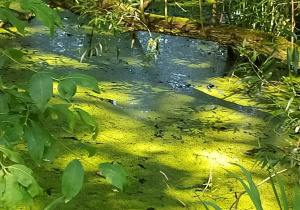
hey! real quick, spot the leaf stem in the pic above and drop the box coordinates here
[0,161,8,174]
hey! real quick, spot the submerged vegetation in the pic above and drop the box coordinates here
[0,0,300,209]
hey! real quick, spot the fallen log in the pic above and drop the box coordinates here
[48,0,291,62]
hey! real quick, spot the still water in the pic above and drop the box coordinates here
[1,11,289,210]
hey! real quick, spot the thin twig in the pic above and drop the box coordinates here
[159,171,189,209]
[203,166,214,195]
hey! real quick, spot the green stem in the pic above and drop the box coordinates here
[165,0,168,22]
[140,0,146,22]
[0,161,8,174]
[199,0,203,29]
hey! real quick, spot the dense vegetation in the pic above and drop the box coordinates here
[0,0,300,209]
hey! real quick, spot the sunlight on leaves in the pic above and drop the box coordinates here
[62,159,84,203]
[98,162,130,191]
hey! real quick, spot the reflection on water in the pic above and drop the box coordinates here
[0,11,287,210]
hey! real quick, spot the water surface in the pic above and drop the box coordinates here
[0,11,291,210]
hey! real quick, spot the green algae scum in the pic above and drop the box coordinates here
[0,11,296,210]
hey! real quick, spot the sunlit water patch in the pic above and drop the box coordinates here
[0,11,294,210]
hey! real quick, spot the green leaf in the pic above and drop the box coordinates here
[23,122,45,165]
[242,76,260,84]
[58,80,77,102]
[294,185,300,210]
[20,0,62,37]
[0,131,19,147]
[18,185,34,206]
[0,57,5,69]
[8,164,42,197]
[2,174,23,208]
[62,159,84,203]
[0,171,5,201]
[48,104,76,132]
[74,108,96,128]
[268,164,289,210]
[43,133,57,162]
[0,8,26,34]
[287,47,292,73]
[285,96,294,111]
[2,124,24,147]
[64,74,100,93]
[76,142,97,158]
[7,49,24,62]
[29,72,53,113]
[251,50,257,62]
[283,29,298,41]
[225,163,263,210]
[44,196,64,210]
[0,93,9,115]
[74,108,98,140]
[98,162,130,190]
[293,47,299,73]
[0,145,24,163]
[202,201,222,210]
[0,76,3,89]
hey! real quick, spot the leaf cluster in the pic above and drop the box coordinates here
[0,0,62,37]
[227,0,292,36]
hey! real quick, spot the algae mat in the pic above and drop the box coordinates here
[0,11,295,210]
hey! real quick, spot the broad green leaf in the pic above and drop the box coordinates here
[62,159,84,203]
[2,174,23,208]
[98,162,130,190]
[23,122,45,165]
[293,47,299,73]
[7,49,24,61]
[58,80,77,102]
[0,8,25,34]
[0,114,21,126]
[8,164,42,197]
[74,108,98,140]
[29,72,53,112]
[44,196,64,210]
[48,104,76,132]
[0,93,9,115]
[64,74,100,93]
[18,185,33,206]
[0,145,24,163]
[74,108,96,128]
[76,142,97,158]
[20,0,62,37]
[0,132,20,147]
[42,131,57,162]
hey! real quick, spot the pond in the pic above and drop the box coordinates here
[0,11,294,210]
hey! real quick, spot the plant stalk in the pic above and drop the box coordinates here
[199,0,203,29]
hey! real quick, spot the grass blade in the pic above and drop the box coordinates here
[226,163,263,210]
